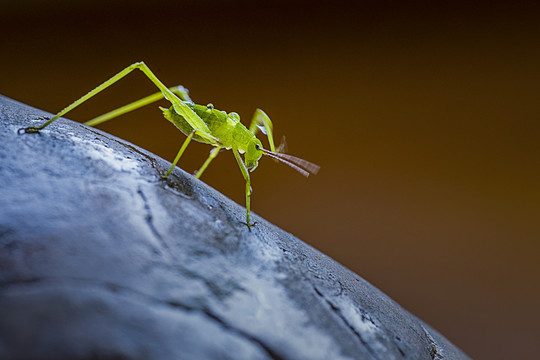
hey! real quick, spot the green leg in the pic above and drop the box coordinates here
[19,62,211,139]
[84,85,191,127]
[232,148,254,228]
[248,108,276,152]
[195,146,221,179]
[163,130,196,178]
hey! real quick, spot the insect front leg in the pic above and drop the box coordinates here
[232,148,255,228]
[248,109,276,152]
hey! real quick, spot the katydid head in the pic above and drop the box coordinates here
[245,138,264,172]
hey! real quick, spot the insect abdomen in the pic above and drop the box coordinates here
[160,106,211,144]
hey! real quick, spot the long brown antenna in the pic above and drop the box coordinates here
[261,148,320,177]
[262,150,311,177]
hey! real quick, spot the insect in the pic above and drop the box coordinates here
[19,62,320,227]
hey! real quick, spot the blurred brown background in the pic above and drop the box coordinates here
[2,1,539,358]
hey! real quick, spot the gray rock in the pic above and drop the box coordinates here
[0,95,470,360]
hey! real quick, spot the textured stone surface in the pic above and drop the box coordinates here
[0,95,470,360]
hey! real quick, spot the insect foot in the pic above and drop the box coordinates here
[17,126,40,134]
[245,221,258,231]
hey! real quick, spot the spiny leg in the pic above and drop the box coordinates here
[195,146,221,179]
[248,109,276,152]
[232,148,254,228]
[84,85,191,127]
[20,62,172,133]
[19,62,212,140]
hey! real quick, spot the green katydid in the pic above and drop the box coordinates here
[18,61,320,227]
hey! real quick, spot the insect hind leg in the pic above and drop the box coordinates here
[18,61,203,134]
[84,85,192,127]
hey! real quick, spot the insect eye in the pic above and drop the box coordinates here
[206,103,214,110]
[255,144,261,150]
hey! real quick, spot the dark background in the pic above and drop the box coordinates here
[2,1,539,358]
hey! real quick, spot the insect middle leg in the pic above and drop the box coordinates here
[232,148,254,227]
[195,146,221,179]
[162,129,201,178]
